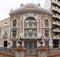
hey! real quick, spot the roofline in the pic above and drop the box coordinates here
[0,17,10,22]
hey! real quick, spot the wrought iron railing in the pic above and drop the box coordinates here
[0,47,60,55]
[25,48,37,55]
[0,47,15,54]
[48,48,60,54]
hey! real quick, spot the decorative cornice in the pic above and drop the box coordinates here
[9,3,52,16]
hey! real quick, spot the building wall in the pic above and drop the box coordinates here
[0,18,11,48]
[10,12,52,48]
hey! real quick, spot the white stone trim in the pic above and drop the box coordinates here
[20,13,39,38]
[11,18,18,28]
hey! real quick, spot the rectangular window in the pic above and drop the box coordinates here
[13,30,17,36]
[53,40,59,48]
[4,41,7,47]
[45,41,49,48]
[44,29,49,38]
[12,41,16,48]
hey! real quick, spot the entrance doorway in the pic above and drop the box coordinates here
[24,40,37,55]
[4,41,7,47]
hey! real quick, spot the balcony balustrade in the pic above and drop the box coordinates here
[0,47,15,54]
[57,1,60,6]
[53,28,60,32]
[26,48,37,55]
[52,7,56,11]
[11,35,18,39]
[55,14,60,20]
[48,48,60,54]
[52,14,56,18]
[53,35,60,39]
[53,21,60,26]
[3,34,8,38]
[53,21,57,25]
[11,25,18,29]
[52,0,56,4]
[24,33,37,38]
[24,22,37,28]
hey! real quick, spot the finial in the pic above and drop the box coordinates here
[18,36,23,46]
[10,9,12,12]
[39,38,43,46]
[21,4,23,6]
[38,3,40,6]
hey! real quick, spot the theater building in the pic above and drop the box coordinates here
[9,3,52,49]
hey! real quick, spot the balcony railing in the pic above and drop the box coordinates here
[26,48,37,55]
[48,48,60,54]
[11,26,18,29]
[24,22,37,28]
[53,21,57,25]
[52,0,56,4]
[52,7,56,11]
[24,33,37,38]
[57,1,60,6]
[53,28,60,32]
[11,35,18,39]
[24,26,37,28]
[3,34,8,38]
[53,35,60,39]
[53,21,60,26]
[0,47,60,55]
[52,14,56,18]
[0,47,15,54]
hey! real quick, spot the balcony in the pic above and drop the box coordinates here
[56,7,60,13]
[24,33,37,39]
[26,48,37,55]
[24,22,37,29]
[53,35,60,39]
[11,26,18,29]
[53,28,60,32]
[52,14,56,18]
[48,48,60,54]
[53,21,57,25]
[52,0,56,4]
[11,35,18,39]
[24,25,37,29]
[52,7,56,11]
[55,14,60,20]
[0,47,15,54]
[53,21,60,26]
[3,34,8,38]
[57,1,60,6]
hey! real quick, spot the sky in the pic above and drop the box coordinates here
[0,0,46,21]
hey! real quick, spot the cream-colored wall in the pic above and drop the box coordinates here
[0,17,11,47]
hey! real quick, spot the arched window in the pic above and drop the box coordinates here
[44,19,49,27]
[24,17,37,37]
[13,19,17,27]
